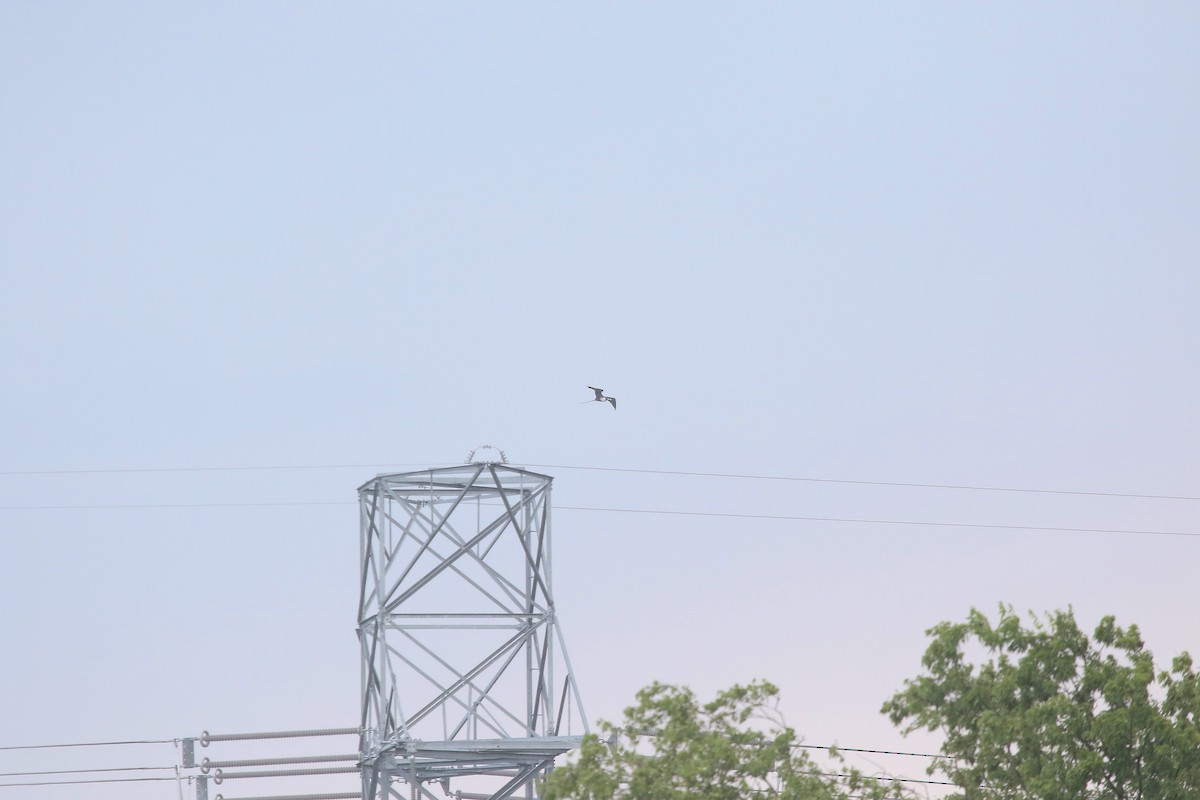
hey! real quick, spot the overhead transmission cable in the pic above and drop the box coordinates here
[527,463,1200,502]
[0,765,177,778]
[0,498,1196,539]
[0,463,422,477]
[794,744,943,759]
[557,505,1200,539]
[0,775,181,788]
[822,771,964,788]
[0,738,175,751]
[0,500,350,511]
[0,739,181,789]
[1,460,1196,502]
[0,733,968,794]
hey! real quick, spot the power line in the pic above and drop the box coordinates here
[0,775,180,788]
[0,732,970,794]
[823,771,961,788]
[559,505,1200,539]
[795,744,942,759]
[530,463,1200,502]
[0,769,947,793]
[0,738,175,751]
[2,498,1195,539]
[2,459,1196,503]
[0,765,176,778]
[0,463,428,477]
[0,501,349,511]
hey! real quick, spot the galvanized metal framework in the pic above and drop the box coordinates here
[357,463,586,800]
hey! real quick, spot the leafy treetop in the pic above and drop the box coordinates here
[882,604,1200,800]
[541,680,907,800]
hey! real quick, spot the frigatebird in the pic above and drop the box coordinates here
[587,386,616,409]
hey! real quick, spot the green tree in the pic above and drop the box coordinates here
[882,605,1200,800]
[541,680,907,800]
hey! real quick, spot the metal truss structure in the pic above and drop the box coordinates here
[357,463,587,800]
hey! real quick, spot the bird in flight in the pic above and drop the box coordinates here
[588,386,617,409]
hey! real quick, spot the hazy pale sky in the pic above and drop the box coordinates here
[2,3,1198,798]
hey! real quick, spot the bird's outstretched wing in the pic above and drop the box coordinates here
[588,386,605,401]
[605,396,617,409]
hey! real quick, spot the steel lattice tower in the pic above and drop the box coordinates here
[357,461,587,800]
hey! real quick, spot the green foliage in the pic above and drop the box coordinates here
[882,605,1200,800]
[541,680,906,800]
